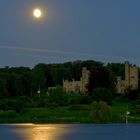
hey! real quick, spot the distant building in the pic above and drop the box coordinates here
[63,67,90,92]
[116,61,139,94]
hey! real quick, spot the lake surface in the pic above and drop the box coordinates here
[0,124,139,140]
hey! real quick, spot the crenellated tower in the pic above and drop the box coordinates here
[82,67,90,92]
[117,61,139,93]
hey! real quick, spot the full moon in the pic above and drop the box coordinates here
[33,8,42,18]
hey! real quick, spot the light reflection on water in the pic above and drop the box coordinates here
[0,124,140,140]
[11,124,73,140]
[30,125,68,140]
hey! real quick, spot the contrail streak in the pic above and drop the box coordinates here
[0,45,137,62]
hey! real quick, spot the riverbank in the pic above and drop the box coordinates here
[0,101,140,123]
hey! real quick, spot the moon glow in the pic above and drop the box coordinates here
[33,8,42,18]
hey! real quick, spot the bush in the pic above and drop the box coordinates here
[68,93,82,104]
[114,95,129,102]
[0,110,6,118]
[68,104,90,111]
[90,101,112,123]
[17,96,32,107]
[6,110,17,117]
[31,96,48,108]
[112,112,122,123]
[47,85,69,106]
[0,99,8,110]
[79,95,92,104]
[125,89,139,101]
[14,100,26,113]
[0,110,17,118]
[92,88,112,105]
[0,98,27,113]
[131,99,140,114]
[67,92,91,105]
[46,103,59,109]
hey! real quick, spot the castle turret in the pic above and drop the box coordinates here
[125,61,130,89]
[116,61,139,94]
[82,67,90,92]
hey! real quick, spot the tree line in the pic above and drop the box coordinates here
[0,60,127,98]
[0,60,140,122]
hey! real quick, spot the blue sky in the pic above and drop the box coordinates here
[0,0,140,67]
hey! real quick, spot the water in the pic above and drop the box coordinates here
[0,124,139,140]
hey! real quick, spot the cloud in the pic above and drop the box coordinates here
[0,45,126,58]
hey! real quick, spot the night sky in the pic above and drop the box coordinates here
[0,0,140,67]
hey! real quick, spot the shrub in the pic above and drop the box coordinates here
[0,110,17,118]
[0,110,5,118]
[14,100,26,113]
[114,95,129,102]
[47,85,69,106]
[90,101,112,123]
[17,96,32,107]
[92,88,112,105]
[112,112,122,123]
[68,104,90,111]
[5,110,17,117]
[131,99,140,114]
[67,92,91,105]
[31,96,48,108]
[0,99,27,113]
[0,99,8,110]
[46,103,59,109]
[125,89,139,101]
[79,95,92,104]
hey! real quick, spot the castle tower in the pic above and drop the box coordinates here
[125,61,130,89]
[116,76,121,93]
[129,65,138,90]
[82,67,90,92]
[117,61,139,94]
[125,61,138,90]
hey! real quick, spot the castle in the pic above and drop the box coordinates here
[116,61,139,94]
[63,61,138,94]
[63,67,90,92]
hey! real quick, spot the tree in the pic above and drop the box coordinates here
[31,64,47,94]
[107,63,125,79]
[87,65,112,95]
[47,85,68,106]
[90,101,112,123]
[125,89,139,101]
[15,72,32,96]
[92,87,112,105]
[0,79,8,97]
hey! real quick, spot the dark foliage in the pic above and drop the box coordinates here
[125,89,139,101]
[91,87,113,105]
[0,59,138,104]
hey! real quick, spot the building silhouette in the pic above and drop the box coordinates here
[63,61,138,94]
[116,61,138,93]
[63,67,90,92]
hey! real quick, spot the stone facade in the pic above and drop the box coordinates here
[116,61,139,94]
[63,67,90,92]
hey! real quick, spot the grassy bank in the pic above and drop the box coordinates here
[0,107,90,123]
[0,102,140,123]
